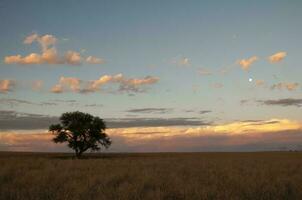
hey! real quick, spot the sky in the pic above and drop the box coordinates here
[0,0,302,152]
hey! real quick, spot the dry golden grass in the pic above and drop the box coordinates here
[1,152,302,200]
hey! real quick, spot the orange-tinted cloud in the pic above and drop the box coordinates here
[1,119,301,152]
[51,74,159,94]
[32,80,43,91]
[255,80,265,86]
[0,80,15,93]
[269,51,287,63]
[4,33,103,65]
[271,82,299,91]
[238,56,258,70]
[51,76,81,93]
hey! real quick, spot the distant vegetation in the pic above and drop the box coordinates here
[1,152,302,200]
[49,111,111,158]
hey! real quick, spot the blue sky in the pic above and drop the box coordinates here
[0,0,302,151]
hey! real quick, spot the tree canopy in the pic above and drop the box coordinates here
[49,111,111,158]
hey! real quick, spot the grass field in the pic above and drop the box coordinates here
[1,152,302,200]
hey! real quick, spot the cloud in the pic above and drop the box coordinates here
[1,119,302,152]
[257,98,302,107]
[84,104,103,107]
[107,117,210,128]
[200,110,212,114]
[4,33,102,65]
[64,51,81,65]
[126,108,173,114]
[32,80,43,91]
[269,51,287,63]
[172,56,190,66]
[255,80,265,86]
[271,82,299,91]
[0,131,68,152]
[178,57,190,66]
[51,74,159,94]
[211,83,223,89]
[51,76,81,93]
[240,99,251,105]
[86,56,105,64]
[194,119,301,135]
[23,33,39,44]
[0,110,209,130]
[237,56,258,70]
[197,68,212,76]
[0,98,37,107]
[118,75,159,93]
[24,34,57,51]
[0,98,60,107]
[0,80,15,93]
[0,110,58,130]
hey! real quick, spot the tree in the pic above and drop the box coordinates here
[49,111,111,158]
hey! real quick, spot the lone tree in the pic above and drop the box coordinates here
[49,111,111,158]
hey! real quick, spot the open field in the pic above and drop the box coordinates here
[1,152,302,200]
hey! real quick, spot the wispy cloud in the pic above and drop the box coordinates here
[126,108,173,114]
[0,98,38,107]
[0,80,15,93]
[86,56,105,64]
[51,74,159,94]
[200,110,212,114]
[257,98,302,107]
[32,80,43,91]
[211,83,223,89]
[0,110,58,130]
[172,56,191,66]
[84,103,103,107]
[241,98,302,107]
[269,51,287,63]
[237,56,258,70]
[0,110,210,130]
[271,82,299,91]
[255,80,265,87]
[197,68,212,75]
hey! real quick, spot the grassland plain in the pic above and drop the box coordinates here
[1,152,302,200]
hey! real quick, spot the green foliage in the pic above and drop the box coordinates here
[49,111,111,158]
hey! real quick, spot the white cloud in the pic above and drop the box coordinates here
[197,68,212,75]
[86,56,105,64]
[172,56,191,66]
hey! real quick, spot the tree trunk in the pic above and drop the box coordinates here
[75,151,83,159]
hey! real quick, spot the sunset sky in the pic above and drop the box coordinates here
[0,0,302,152]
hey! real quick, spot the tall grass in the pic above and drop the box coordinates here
[1,152,302,200]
